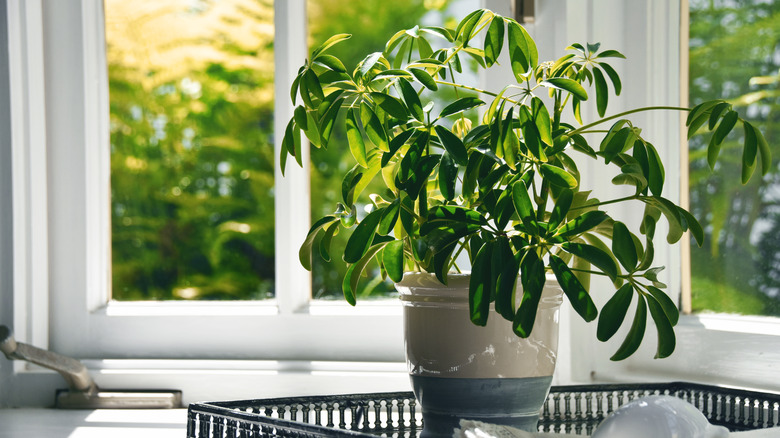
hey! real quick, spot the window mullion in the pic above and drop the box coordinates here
[274,0,312,314]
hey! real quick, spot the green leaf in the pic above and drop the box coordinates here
[312,33,351,59]
[749,121,772,176]
[303,68,325,103]
[281,118,302,171]
[511,180,538,234]
[531,97,553,146]
[295,106,321,148]
[456,9,485,45]
[438,153,457,201]
[646,286,679,327]
[507,20,538,79]
[383,240,405,283]
[318,221,340,262]
[542,78,588,100]
[713,109,739,146]
[299,216,339,271]
[596,49,625,59]
[469,240,494,326]
[554,210,608,238]
[645,143,665,196]
[346,109,368,167]
[439,97,485,118]
[434,125,468,165]
[493,236,516,320]
[343,208,384,263]
[360,103,389,152]
[382,129,416,167]
[612,221,638,271]
[409,68,438,91]
[610,295,647,361]
[640,196,685,244]
[707,101,731,130]
[597,283,633,342]
[484,17,505,67]
[561,242,618,281]
[319,97,345,148]
[378,198,400,235]
[540,164,578,189]
[550,254,598,322]
[370,92,409,120]
[678,207,704,247]
[343,242,388,306]
[597,62,622,95]
[646,293,676,358]
[405,155,440,201]
[398,79,424,122]
[742,120,758,184]
[313,54,347,73]
[593,67,609,117]
[513,249,545,337]
[548,189,573,231]
[357,52,384,78]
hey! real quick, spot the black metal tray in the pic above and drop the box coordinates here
[187,382,780,437]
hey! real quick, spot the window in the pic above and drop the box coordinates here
[687,0,780,317]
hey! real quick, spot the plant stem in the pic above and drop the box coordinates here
[569,106,690,136]
[568,194,640,211]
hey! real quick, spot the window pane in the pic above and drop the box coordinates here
[688,0,780,316]
[306,0,478,300]
[106,0,275,300]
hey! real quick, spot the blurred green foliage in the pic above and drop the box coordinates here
[689,0,780,315]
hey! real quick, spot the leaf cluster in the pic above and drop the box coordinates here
[282,9,771,360]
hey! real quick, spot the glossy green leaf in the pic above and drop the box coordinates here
[678,207,704,247]
[507,20,537,79]
[405,155,440,201]
[561,242,618,281]
[434,125,468,165]
[360,103,389,152]
[640,196,685,244]
[370,92,409,120]
[646,294,676,359]
[378,198,400,235]
[469,240,494,326]
[707,101,731,130]
[542,78,588,100]
[548,189,573,230]
[299,216,339,271]
[540,164,578,189]
[713,109,739,146]
[610,295,647,361]
[484,17,505,67]
[645,143,665,196]
[612,221,638,271]
[511,180,538,234]
[531,97,553,146]
[513,249,545,337]
[554,211,608,238]
[550,254,598,322]
[343,242,388,306]
[597,283,633,342]
[742,120,758,184]
[438,153,458,201]
[456,9,485,45]
[383,240,405,283]
[749,121,772,176]
[597,62,622,95]
[319,97,345,148]
[312,33,351,59]
[318,221,340,262]
[409,68,438,91]
[346,109,368,167]
[281,118,301,171]
[382,129,416,167]
[593,67,609,117]
[647,286,679,327]
[295,106,321,148]
[398,79,424,122]
[303,68,325,102]
[343,208,384,263]
[439,97,485,118]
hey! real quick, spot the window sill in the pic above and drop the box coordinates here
[0,408,186,438]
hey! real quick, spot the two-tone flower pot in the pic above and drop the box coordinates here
[396,272,563,437]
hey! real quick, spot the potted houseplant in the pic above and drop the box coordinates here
[281,8,770,434]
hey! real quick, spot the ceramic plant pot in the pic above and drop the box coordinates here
[396,272,563,437]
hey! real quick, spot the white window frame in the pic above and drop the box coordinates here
[3,0,780,408]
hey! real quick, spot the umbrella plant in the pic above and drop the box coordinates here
[281,9,770,360]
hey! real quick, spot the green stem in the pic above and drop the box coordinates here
[569,106,690,136]
[569,194,640,211]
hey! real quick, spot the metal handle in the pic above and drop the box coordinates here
[0,325,97,394]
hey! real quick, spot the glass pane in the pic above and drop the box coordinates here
[106,0,275,300]
[688,0,780,316]
[306,0,478,300]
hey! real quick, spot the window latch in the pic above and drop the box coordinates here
[1,325,181,409]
